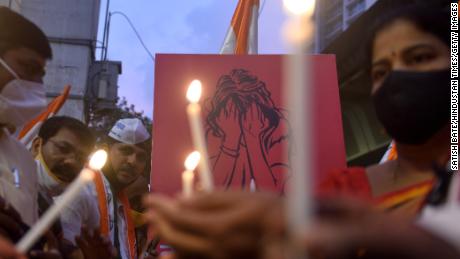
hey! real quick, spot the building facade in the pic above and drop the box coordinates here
[0,0,107,121]
[315,0,378,52]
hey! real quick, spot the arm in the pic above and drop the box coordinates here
[241,103,281,191]
[209,101,243,187]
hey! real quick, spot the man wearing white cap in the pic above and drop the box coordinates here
[60,118,151,259]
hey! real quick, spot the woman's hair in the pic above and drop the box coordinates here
[366,3,449,67]
[206,69,284,151]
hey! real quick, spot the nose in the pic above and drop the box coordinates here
[63,152,85,167]
[392,60,412,72]
[126,153,137,165]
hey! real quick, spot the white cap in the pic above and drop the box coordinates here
[108,118,150,145]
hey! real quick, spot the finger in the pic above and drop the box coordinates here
[225,100,232,116]
[75,235,89,251]
[0,236,25,259]
[44,231,59,250]
[154,197,268,238]
[229,101,236,119]
[81,227,93,243]
[179,191,274,211]
[153,214,212,256]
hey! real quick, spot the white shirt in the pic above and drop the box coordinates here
[0,129,38,226]
[59,172,133,259]
[419,171,460,252]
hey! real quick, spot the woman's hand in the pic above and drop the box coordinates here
[216,101,242,151]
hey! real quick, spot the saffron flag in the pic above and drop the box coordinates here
[380,141,397,163]
[18,85,71,148]
[220,0,259,54]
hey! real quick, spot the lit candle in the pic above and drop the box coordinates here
[16,149,108,253]
[182,151,200,198]
[186,80,213,191]
[282,0,316,258]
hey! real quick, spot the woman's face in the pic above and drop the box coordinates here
[371,19,449,94]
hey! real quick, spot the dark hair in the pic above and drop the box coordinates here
[206,69,285,152]
[38,116,95,148]
[366,4,449,67]
[0,7,52,59]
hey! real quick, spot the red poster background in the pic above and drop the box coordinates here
[151,54,346,195]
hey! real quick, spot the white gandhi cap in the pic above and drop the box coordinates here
[108,118,150,145]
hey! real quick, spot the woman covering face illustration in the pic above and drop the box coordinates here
[205,69,290,193]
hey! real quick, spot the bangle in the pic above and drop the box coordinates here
[220,145,239,157]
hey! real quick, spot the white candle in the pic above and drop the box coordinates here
[182,151,200,198]
[186,80,213,191]
[16,150,108,253]
[182,170,194,198]
[282,0,316,258]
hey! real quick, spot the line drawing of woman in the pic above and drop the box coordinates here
[205,69,290,193]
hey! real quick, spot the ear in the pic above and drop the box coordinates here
[31,137,41,157]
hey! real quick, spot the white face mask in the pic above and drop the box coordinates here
[0,57,46,128]
[36,149,67,197]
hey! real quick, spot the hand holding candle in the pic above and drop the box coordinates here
[186,80,213,191]
[182,151,200,198]
[16,149,108,253]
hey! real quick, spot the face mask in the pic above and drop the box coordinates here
[36,146,67,197]
[0,57,46,128]
[372,69,450,145]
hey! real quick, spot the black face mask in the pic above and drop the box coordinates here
[372,69,450,145]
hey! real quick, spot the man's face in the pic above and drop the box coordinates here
[0,47,46,92]
[106,142,148,188]
[38,128,94,183]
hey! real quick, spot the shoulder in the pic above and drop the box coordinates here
[317,167,372,199]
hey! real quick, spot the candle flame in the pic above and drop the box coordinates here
[186,80,202,103]
[184,151,200,171]
[89,149,108,170]
[283,0,315,16]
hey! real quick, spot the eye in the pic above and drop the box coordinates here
[407,53,435,65]
[137,153,148,164]
[119,147,134,156]
[371,67,389,84]
[55,143,72,154]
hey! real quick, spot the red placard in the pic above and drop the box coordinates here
[151,54,346,195]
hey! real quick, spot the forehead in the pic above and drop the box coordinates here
[50,128,92,150]
[3,47,46,67]
[112,142,146,153]
[372,19,444,61]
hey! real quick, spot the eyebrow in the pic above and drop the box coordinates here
[53,140,87,155]
[371,43,436,67]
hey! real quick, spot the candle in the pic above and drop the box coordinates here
[16,149,108,253]
[182,151,200,198]
[186,80,213,191]
[282,0,316,258]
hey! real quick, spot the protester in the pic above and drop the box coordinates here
[0,7,70,258]
[319,1,450,217]
[31,116,95,204]
[143,2,458,258]
[60,118,151,259]
[0,5,51,227]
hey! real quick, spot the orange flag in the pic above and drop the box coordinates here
[220,0,259,54]
[380,141,397,163]
[18,85,71,148]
